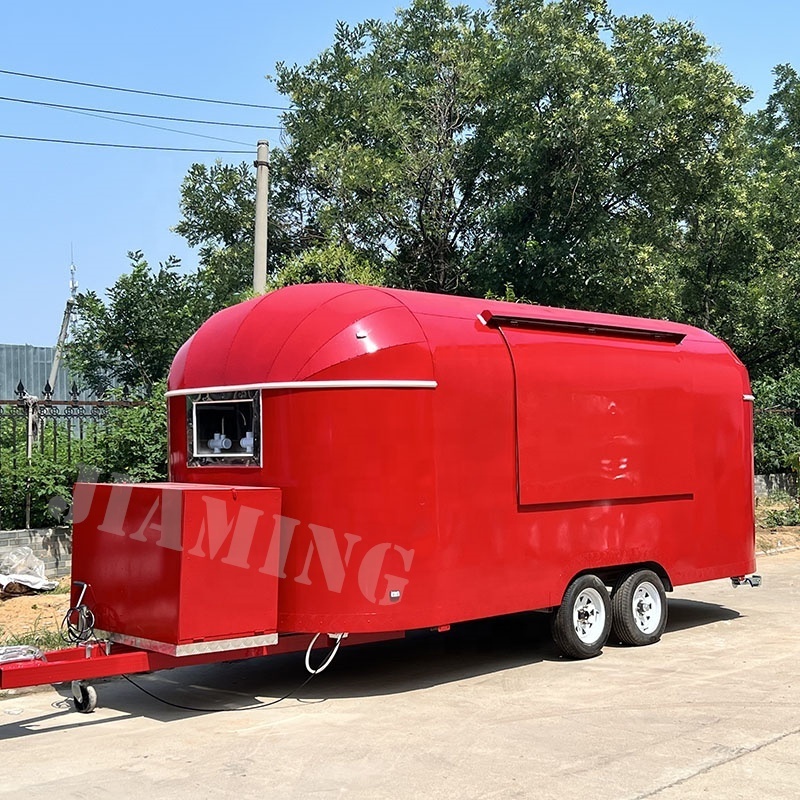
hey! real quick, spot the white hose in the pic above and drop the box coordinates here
[304,632,345,675]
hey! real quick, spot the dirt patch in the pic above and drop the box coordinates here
[756,525,800,553]
[0,578,71,644]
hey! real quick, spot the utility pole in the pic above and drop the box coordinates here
[48,258,78,393]
[253,140,270,293]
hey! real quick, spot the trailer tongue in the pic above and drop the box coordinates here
[0,640,271,692]
[0,630,404,712]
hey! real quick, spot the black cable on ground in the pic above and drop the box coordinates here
[121,671,317,713]
[120,633,346,711]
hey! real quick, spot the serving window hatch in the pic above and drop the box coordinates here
[502,329,693,505]
[186,391,261,467]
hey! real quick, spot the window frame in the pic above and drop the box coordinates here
[185,390,262,467]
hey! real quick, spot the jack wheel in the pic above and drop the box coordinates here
[71,681,98,714]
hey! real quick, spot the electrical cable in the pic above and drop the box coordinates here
[62,106,253,146]
[0,134,250,153]
[60,603,96,644]
[0,95,282,129]
[305,632,345,674]
[121,671,317,713]
[0,68,292,110]
[120,634,346,712]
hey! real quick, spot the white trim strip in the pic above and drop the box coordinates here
[743,394,755,402]
[166,379,438,397]
[99,630,278,656]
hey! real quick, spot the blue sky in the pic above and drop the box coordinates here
[0,0,797,351]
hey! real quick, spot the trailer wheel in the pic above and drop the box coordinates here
[71,681,98,714]
[611,570,667,646]
[552,574,612,659]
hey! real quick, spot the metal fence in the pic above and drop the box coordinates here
[0,380,141,530]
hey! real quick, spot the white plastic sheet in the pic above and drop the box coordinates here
[0,546,57,591]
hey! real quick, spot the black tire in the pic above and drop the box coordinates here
[72,682,98,714]
[611,569,668,646]
[552,574,612,659]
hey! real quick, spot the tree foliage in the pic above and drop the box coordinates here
[174,161,260,321]
[474,4,750,315]
[270,242,385,289]
[753,369,800,474]
[276,0,489,293]
[273,0,754,320]
[67,251,198,396]
[101,382,169,483]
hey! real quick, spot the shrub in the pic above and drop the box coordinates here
[753,368,800,474]
[764,504,800,527]
[0,382,167,529]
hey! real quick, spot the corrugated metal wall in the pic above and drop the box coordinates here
[0,343,86,400]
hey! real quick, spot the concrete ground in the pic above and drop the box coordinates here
[1,551,798,800]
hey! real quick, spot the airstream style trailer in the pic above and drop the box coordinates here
[0,284,758,708]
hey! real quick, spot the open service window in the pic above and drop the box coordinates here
[186,390,261,467]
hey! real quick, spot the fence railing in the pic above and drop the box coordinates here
[0,380,143,530]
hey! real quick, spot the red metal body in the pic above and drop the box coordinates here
[167,284,755,630]
[0,284,755,690]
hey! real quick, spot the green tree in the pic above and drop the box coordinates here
[174,161,256,320]
[269,241,385,289]
[66,251,198,396]
[272,0,753,315]
[101,383,169,482]
[66,0,800,409]
[174,153,319,316]
[276,0,489,293]
[468,2,749,313]
[732,66,800,377]
[752,369,800,474]
[669,64,800,378]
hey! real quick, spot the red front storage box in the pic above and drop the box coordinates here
[72,483,282,655]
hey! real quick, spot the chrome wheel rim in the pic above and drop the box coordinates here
[632,581,662,634]
[573,587,606,644]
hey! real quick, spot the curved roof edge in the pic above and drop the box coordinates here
[169,283,729,392]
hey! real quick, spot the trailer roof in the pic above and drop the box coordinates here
[168,283,722,392]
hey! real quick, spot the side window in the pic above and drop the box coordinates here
[186,391,260,467]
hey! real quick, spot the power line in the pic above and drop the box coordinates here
[0,95,282,129]
[0,134,250,153]
[62,106,252,146]
[0,68,292,111]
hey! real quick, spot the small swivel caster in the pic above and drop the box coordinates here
[71,680,98,714]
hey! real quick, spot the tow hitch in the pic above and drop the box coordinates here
[731,574,762,588]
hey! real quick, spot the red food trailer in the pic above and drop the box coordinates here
[0,284,759,710]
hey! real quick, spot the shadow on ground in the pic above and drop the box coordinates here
[0,596,742,736]
[665,598,740,633]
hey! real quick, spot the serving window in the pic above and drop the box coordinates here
[186,390,261,467]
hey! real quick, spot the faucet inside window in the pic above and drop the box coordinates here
[186,392,260,466]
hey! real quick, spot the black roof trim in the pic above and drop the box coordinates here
[478,311,686,344]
